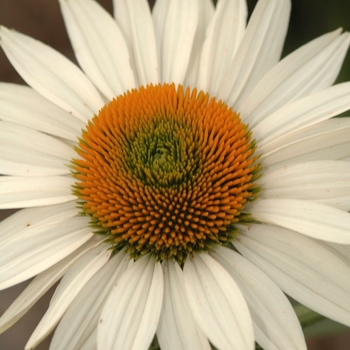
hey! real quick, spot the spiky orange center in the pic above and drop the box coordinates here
[72,83,260,261]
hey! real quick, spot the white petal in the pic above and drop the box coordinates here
[218,0,290,106]
[261,119,350,169]
[113,0,158,86]
[240,30,349,126]
[98,256,163,350]
[50,250,129,350]
[59,0,135,99]
[0,176,75,209]
[0,83,84,141]
[157,261,210,350]
[0,201,77,246]
[316,196,350,211]
[25,244,111,350]
[0,121,74,176]
[183,253,254,350]
[0,215,92,289]
[183,0,214,88]
[0,26,104,121]
[211,246,306,350]
[253,81,350,145]
[260,161,350,209]
[197,0,247,95]
[234,224,350,327]
[249,198,350,244]
[0,237,100,334]
[79,329,97,350]
[0,121,75,160]
[259,115,350,156]
[153,0,198,85]
[325,242,350,267]
[0,148,67,177]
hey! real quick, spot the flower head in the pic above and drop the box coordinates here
[1,0,350,349]
[72,83,260,262]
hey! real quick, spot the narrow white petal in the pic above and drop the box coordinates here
[261,120,350,169]
[0,201,78,245]
[0,148,67,176]
[240,30,349,126]
[316,196,350,211]
[0,237,100,334]
[183,254,254,350]
[325,242,350,266]
[197,0,247,95]
[260,161,350,209]
[59,0,135,99]
[218,0,290,105]
[153,0,198,85]
[50,251,129,350]
[0,26,104,121]
[234,224,350,327]
[0,121,75,176]
[259,116,350,156]
[0,121,74,160]
[261,159,350,189]
[0,215,92,290]
[98,256,163,350]
[25,244,111,350]
[249,198,350,243]
[79,329,97,350]
[157,261,210,350]
[113,0,158,86]
[0,176,75,209]
[183,0,214,88]
[0,83,84,141]
[211,246,306,350]
[253,81,350,145]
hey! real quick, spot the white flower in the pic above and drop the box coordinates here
[1,0,350,349]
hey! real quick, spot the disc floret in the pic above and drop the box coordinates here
[72,83,261,262]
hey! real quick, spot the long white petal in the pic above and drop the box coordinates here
[211,246,306,350]
[259,116,350,156]
[25,244,111,350]
[183,0,214,88]
[0,176,75,209]
[157,261,210,350]
[324,242,350,267]
[50,250,129,350]
[0,147,67,177]
[0,121,74,176]
[79,329,97,350]
[197,0,247,95]
[0,201,77,246]
[261,120,350,169]
[249,198,350,243]
[0,26,104,121]
[253,81,350,145]
[0,121,74,160]
[98,256,163,350]
[0,237,100,334]
[218,0,290,106]
[153,0,198,85]
[0,83,84,141]
[113,0,158,86]
[234,224,350,327]
[0,216,92,290]
[260,161,350,210]
[59,0,135,99]
[183,254,254,350]
[240,30,349,126]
